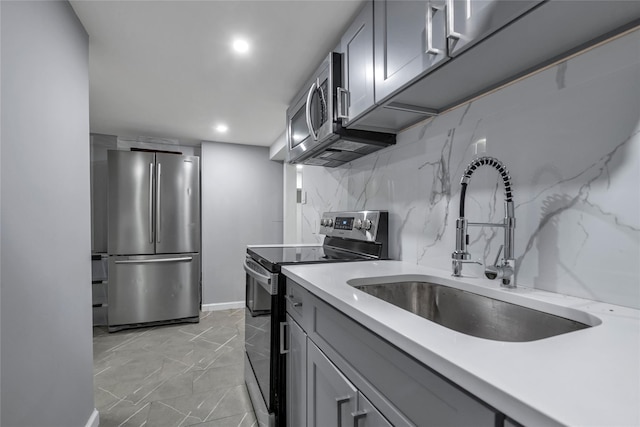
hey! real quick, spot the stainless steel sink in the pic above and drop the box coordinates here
[350,281,594,342]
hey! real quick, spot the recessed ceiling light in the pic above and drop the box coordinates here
[232,38,249,54]
[215,124,228,133]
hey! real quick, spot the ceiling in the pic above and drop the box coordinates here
[70,0,365,147]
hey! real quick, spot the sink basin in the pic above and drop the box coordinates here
[349,280,595,342]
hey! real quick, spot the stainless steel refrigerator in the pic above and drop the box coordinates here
[107,150,200,331]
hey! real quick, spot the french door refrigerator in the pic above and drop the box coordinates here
[107,150,200,331]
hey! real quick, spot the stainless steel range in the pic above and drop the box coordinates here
[243,211,389,427]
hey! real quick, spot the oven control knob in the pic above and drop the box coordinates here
[363,219,373,231]
[327,219,334,227]
[321,218,327,227]
[354,219,363,230]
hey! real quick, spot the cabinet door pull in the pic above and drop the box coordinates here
[426,2,445,55]
[285,294,302,307]
[337,87,350,120]
[352,410,368,427]
[446,0,463,40]
[336,396,351,427]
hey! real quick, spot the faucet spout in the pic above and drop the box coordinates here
[451,156,517,287]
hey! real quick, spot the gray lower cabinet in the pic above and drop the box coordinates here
[307,341,357,427]
[286,314,307,427]
[286,277,502,427]
[307,341,392,427]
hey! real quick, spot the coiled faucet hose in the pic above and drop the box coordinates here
[459,156,514,218]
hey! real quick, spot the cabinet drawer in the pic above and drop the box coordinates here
[310,297,497,427]
[92,281,108,305]
[285,278,311,328]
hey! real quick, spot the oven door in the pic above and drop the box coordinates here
[244,256,278,426]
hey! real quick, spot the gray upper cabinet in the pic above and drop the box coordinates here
[446,0,541,57]
[392,0,640,113]
[343,0,640,133]
[373,0,449,104]
[340,2,375,126]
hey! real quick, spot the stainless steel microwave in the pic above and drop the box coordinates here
[286,52,395,168]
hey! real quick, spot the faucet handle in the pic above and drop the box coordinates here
[491,245,504,267]
[485,244,504,280]
[485,244,514,282]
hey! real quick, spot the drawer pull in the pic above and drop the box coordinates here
[336,396,351,427]
[285,294,302,307]
[352,410,368,427]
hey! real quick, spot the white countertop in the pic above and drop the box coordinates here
[282,260,640,427]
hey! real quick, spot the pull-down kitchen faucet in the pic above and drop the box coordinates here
[451,156,517,288]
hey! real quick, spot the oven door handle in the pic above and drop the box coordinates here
[280,322,289,354]
[243,257,277,295]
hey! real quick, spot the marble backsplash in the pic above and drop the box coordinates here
[298,28,640,309]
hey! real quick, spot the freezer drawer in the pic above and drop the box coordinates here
[108,254,200,328]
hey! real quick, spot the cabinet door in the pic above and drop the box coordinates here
[340,1,374,126]
[355,392,393,427]
[307,341,357,427]
[374,0,448,103]
[286,315,307,427]
[446,0,541,57]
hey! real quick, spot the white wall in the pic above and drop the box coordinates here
[1,1,96,426]
[298,28,640,310]
[201,142,283,308]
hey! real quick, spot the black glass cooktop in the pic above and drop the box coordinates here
[248,245,370,272]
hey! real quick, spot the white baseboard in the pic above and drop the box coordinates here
[85,408,99,427]
[202,301,245,311]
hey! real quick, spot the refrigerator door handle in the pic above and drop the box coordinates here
[156,162,162,244]
[149,162,154,243]
[114,256,193,265]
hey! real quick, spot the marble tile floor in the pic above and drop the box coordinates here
[93,309,257,427]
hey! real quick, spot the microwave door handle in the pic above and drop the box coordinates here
[318,82,327,121]
[305,80,318,140]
